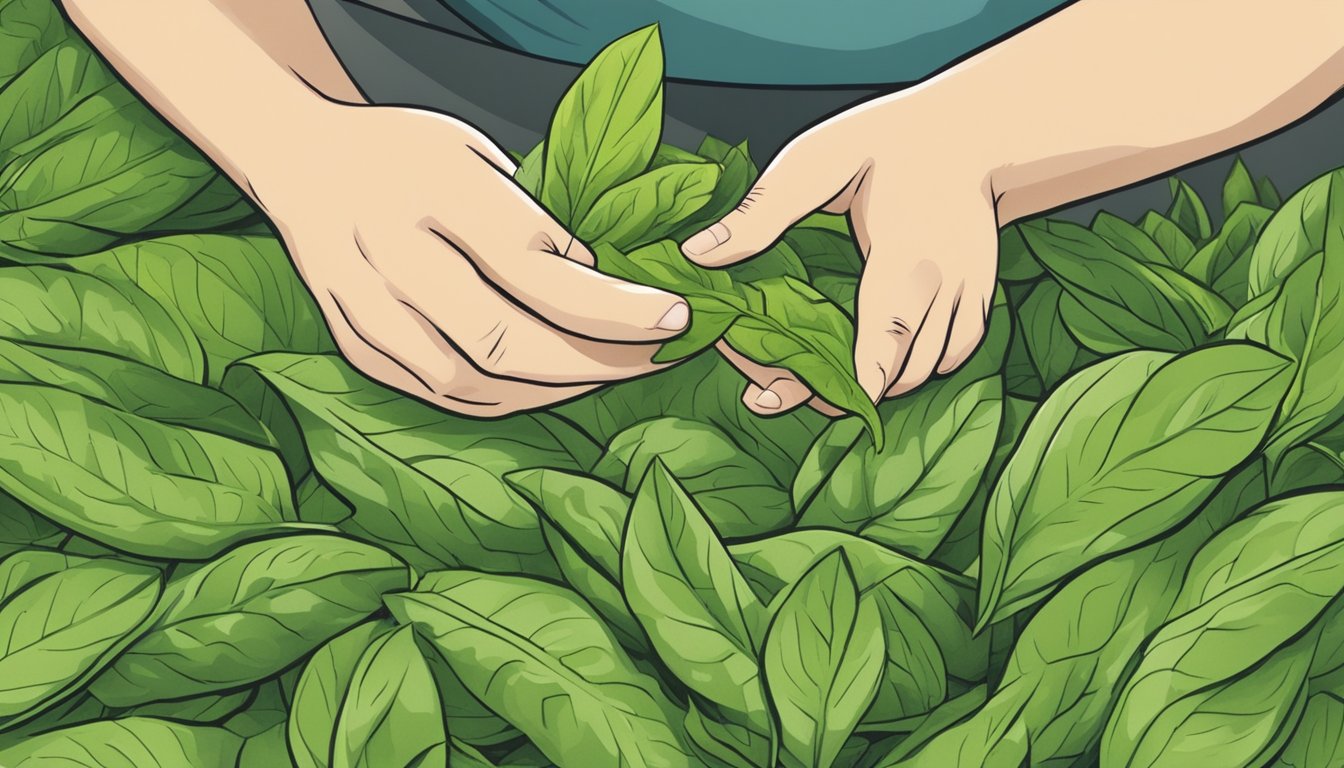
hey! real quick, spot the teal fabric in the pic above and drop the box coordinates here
[440,0,1071,85]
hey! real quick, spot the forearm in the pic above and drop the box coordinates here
[59,0,358,199]
[915,0,1344,222]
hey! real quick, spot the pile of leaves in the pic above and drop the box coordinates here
[1,5,1344,766]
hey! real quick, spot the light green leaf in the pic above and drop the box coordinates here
[1092,211,1175,267]
[505,468,647,652]
[793,299,1005,555]
[1104,491,1344,768]
[0,382,306,559]
[1229,170,1344,466]
[514,142,543,196]
[0,559,160,726]
[1140,211,1197,267]
[1248,168,1344,296]
[622,460,773,761]
[89,535,407,707]
[0,264,202,381]
[224,352,597,575]
[69,234,334,385]
[1185,202,1272,303]
[577,161,720,250]
[0,717,243,767]
[541,25,663,226]
[289,619,393,768]
[978,344,1292,624]
[1023,220,1209,353]
[333,625,446,768]
[595,416,792,537]
[386,570,696,767]
[667,136,758,241]
[1222,157,1259,220]
[764,550,886,768]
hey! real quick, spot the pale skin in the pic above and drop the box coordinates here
[61,0,1344,417]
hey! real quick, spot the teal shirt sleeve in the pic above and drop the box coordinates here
[440,0,1072,86]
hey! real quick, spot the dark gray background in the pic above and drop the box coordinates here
[310,0,1344,225]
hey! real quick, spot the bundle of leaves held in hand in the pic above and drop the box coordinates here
[2,6,1344,767]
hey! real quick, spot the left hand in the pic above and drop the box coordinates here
[682,92,1000,414]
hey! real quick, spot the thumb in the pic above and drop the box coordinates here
[681,139,849,267]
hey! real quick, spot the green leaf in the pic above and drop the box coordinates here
[1092,211,1176,267]
[793,299,1006,556]
[0,382,308,559]
[504,469,646,651]
[1165,178,1212,244]
[1258,175,1283,209]
[0,717,243,767]
[667,136,758,241]
[514,142,543,196]
[621,460,773,761]
[1016,280,1094,390]
[0,337,271,448]
[333,625,446,768]
[1023,220,1210,353]
[731,529,981,717]
[0,558,160,726]
[386,570,696,767]
[595,416,792,537]
[88,535,407,707]
[996,225,1045,282]
[224,352,597,575]
[886,467,1263,767]
[978,343,1292,624]
[0,87,249,255]
[0,494,64,556]
[1140,211,1198,267]
[1184,202,1272,303]
[1277,693,1344,768]
[0,264,202,381]
[1248,169,1344,296]
[0,0,70,87]
[1104,491,1344,768]
[0,40,114,157]
[724,276,880,446]
[764,550,886,768]
[540,25,663,226]
[576,161,720,250]
[1229,170,1344,466]
[784,227,862,312]
[289,619,393,768]
[69,235,334,385]
[557,350,825,479]
[238,723,290,768]
[1222,157,1259,220]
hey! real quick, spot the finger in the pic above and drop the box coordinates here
[936,289,992,375]
[319,287,595,417]
[851,254,942,403]
[682,137,857,267]
[807,397,845,418]
[389,231,666,385]
[716,341,812,414]
[442,170,689,342]
[885,293,955,398]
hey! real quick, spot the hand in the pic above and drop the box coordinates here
[250,102,690,416]
[682,93,999,413]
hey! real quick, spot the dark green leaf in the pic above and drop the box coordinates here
[1185,202,1272,303]
[1165,178,1212,244]
[1277,693,1344,768]
[1140,211,1197,267]
[1092,211,1174,267]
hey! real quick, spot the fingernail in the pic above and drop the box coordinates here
[859,364,888,405]
[682,222,730,257]
[754,387,783,410]
[655,302,690,331]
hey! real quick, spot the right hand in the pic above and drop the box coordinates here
[248,102,691,416]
